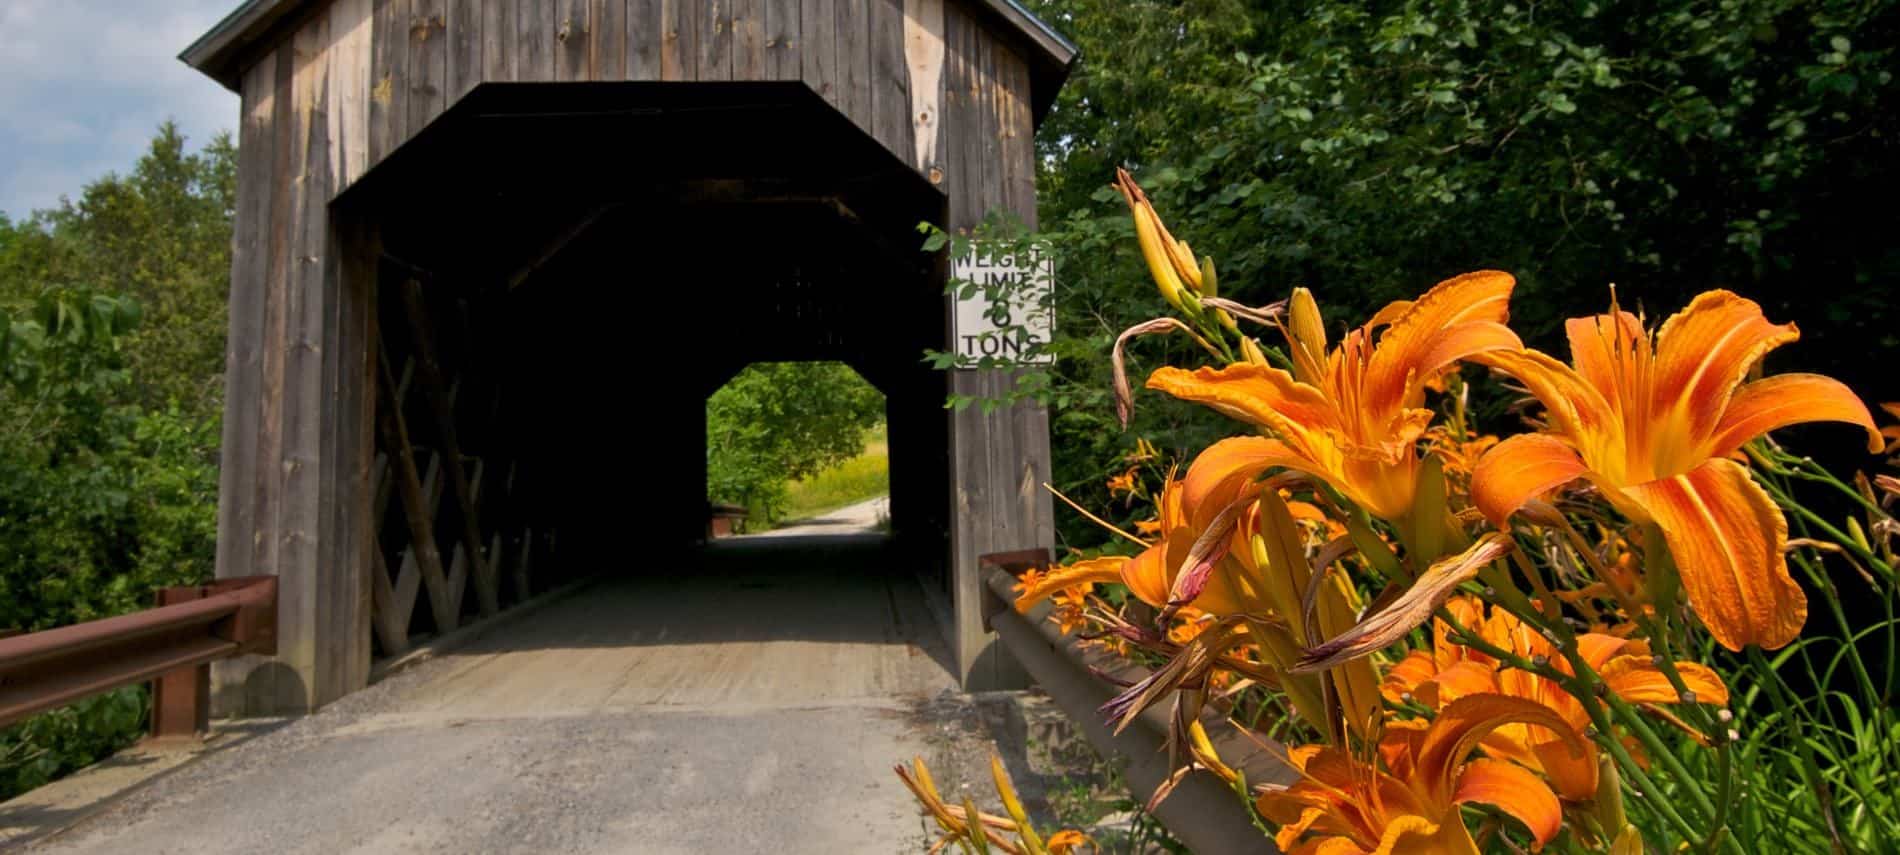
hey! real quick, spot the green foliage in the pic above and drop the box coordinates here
[706,362,886,523]
[1,122,237,417]
[1015,0,1900,550]
[777,432,891,525]
[0,123,230,801]
[0,689,146,799]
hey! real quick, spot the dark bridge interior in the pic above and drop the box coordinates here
[336,82,954,654]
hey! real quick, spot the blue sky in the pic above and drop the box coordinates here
[0,1,238,219]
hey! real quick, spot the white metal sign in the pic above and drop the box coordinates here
[951,243,1054,366]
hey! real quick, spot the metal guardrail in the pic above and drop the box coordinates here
[0,576,277,738]
[980,550,1288,855]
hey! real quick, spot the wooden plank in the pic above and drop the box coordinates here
[326,0,374,193]
[835,0,871,128]
[995,46,1033,224]
[731,0,765,79]
[481,0,517,81]
[592,0,629,79]
[216,56,278,589]
[369,546,412,656]
[629,0,663,79]
[761,0,799,80]
[514,529,535,603]
[517,0,556,81]
[378,352,460,634]
[445,0,483,103]
[407,0,448,137]
[660,0,698,80]
[399,281,499,617]
[799,0,836,103]
[274,13,333,712]
[869,0,910,163]
[556,0,591,81]
[368,0,408,170]
[902,0,945,181]
[696,0,732,80]
[332,216,379,700]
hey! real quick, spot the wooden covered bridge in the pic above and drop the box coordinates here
[177,0,1073,715]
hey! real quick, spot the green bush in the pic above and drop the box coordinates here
[706,362,886,524]
[0,124,231,800]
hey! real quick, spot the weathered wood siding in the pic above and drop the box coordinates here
[238,0,1034,196]
[217,0,1052,709]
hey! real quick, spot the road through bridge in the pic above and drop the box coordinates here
[28,514,1016,853]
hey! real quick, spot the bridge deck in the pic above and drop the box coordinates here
[35,520,987,853]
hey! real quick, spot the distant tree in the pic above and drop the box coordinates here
[705,362,885,522]
[2,122,237,416]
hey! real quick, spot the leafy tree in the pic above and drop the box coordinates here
[706,362,886,523]
[1017,0,1900,549]
[0,124,231,800]
[2,122,237,416]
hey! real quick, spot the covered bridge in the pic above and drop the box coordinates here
[182,0,1073,714]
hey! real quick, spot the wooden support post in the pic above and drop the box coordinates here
[377,351,460,635]
[398,280,499,617]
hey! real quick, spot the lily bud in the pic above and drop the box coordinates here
[1287,287,1328,385]
[1114,168,1198,312]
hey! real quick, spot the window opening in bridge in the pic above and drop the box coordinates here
[705,361,888,538]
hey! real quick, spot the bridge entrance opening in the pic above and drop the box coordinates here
[186,0,1071,714]
[345,83,959,673]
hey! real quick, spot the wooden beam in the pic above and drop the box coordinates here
[504,204,618,290]
[398,280,498,617]
[376,351,459,634]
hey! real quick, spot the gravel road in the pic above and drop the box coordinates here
[29,531,1019,855]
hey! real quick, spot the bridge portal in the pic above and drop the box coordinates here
[182,0,1072,714]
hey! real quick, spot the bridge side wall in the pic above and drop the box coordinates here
[215,0,1051,712]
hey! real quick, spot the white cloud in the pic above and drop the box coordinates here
[0,0,239,217]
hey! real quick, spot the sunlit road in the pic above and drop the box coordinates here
[34,526,969,854]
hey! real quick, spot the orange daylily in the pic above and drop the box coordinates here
[1258,694,1583,854]
[1382,596,1729,800]
[1471,291,1883,650]
[1146,273,1521,524]
[1881,402,1900,455]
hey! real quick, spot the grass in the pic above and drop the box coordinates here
[774,429,889,525]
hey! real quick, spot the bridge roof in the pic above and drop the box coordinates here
[180,0,1076,123]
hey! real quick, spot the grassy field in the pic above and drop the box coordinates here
[775,430,889,525]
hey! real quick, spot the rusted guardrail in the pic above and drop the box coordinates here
[0,576,277,739]
[980,550,1289,854]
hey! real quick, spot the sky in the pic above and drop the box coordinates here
[0,0,239,219]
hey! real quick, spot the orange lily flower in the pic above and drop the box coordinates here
[1019,446,1384,738]
[1146,273,1521,523]
[1257,694,1583,854]
[1381,596,1728,800]
[1470,291,1883,650]
[1881,402,1900,454]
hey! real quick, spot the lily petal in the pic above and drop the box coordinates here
[1599,655,1731,707]
[1414,694,1584,809]
[1471,433,1590,529]
[1452,759,1565,849]
[1014,558,1124,613]
[1650,290,1799,444]
[1619,458,1804,650]
[1474,348,1618,445]
[1364,271,1517,414]
[1122,539,1179,608]
[1709,373,1884,457]
[1180,436,1283,527]
[1565,312,1648,408]
[1294,534,1514,673]
[1146,363,1342,448]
